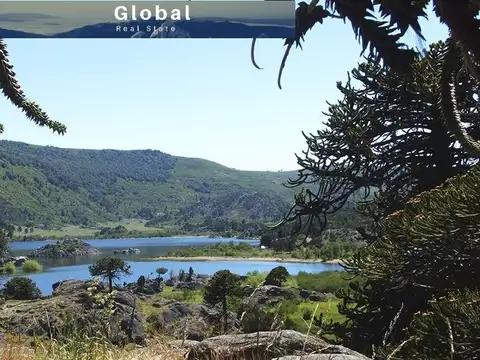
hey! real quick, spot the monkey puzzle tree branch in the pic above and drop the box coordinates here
[440,37,480,158]
[0,39,67,135]
[281,41,479,239]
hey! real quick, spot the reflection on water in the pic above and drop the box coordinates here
[7,237,342,295]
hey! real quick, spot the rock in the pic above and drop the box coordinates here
[274,355,369,360]
[145,300,236,341]
[272,345,371,360]
[164,278,177,287]
[175,281,203,291]
[243,285,255,296]
[244,285,299,307]
[52,279,104,296]
[29,240,100,258]
[126,278,162,295]
[113,248,140,255]
[172,330,356,360]
[299,289,310,299]
[13,256,28,267]
[1,280,145,346]
[309,292,335,302]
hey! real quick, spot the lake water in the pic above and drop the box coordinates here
[7,237,342,295]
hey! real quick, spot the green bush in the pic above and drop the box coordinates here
[3,276,42,300]
[264,266,289,287]
[22,259,43,273]
[2,262,17,274]
[295,271,356,294]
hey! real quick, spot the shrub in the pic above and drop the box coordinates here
[22,259,43,273]
[2,262,16,274]
[3,277,42,300]
[88,256,132,292]
[264,266,289,287]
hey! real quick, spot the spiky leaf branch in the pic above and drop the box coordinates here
[281,41,479,240]
[0,39,66,135]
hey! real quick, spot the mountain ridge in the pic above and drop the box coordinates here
[0,140,299,230]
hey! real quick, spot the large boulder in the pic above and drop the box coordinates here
[244,285,299,307]
[1,280,145,346]
[171,330,370,360]
[145,300,237,341]
[274,353,370,360]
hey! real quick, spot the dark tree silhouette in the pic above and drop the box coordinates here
[203,270,242,333]
[0,39,66,136]
[88,256,132,292]
[252,0,480,155]
[279,41,479,242]
[264,266,289,287]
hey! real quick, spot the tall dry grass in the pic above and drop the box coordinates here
[0,335,184,360]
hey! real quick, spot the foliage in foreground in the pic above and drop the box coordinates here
[282,40,479,240]
[0,333,183,360]
[323,165,480,358]
[2,276,42,300]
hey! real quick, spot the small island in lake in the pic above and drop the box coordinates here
[29,239,101,258]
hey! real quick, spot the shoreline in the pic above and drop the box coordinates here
[145,255,343,264]
[10,234,257,242]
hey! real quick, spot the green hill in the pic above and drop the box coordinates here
[0,140,300,235]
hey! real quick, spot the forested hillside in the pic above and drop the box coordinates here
[0,140,300,230]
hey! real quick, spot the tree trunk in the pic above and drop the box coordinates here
[222,296,228,334]
[109,276,113,292]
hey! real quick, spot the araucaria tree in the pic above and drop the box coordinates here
[279,41,480,357]
[0,40,67,242]
[264,266,289,287]
[203,270,242,333]
[253,0,480,156]
[282,41,479,239]
[0,40,66,136]
[88,256,132,292]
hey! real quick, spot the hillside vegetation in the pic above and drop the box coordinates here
[0,140,300,233]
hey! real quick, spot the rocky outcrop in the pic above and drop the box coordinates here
[29,239,100,258]
[126,278,163,295]
[164,273,210,290]
[0,256,28,267]
[274,355,369,360]
[309,292,336,302]
[113,248,140,255]
[244,285,299,306]
[171,330,371,360]
[145,299,237,341]
[0,280,145,346]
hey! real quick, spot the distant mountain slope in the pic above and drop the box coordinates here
[0,140,298,227]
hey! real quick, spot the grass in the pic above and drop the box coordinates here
[244,270,357,295]
[0,333,184,360]
[13,219,174,241]
[139,270,349,337]
[281,298,344,334]
[165,242,300,259]
[163,241,360,261]
[22,260,43,273]
[0,270,353,360]
[1,262,17,274]
[161,286,204,303]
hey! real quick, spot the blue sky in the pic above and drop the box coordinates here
[0,6,448,171]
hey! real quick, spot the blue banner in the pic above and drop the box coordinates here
[0,1,295,38]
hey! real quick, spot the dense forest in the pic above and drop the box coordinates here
[0,140,362,235]
[0,141,296,227]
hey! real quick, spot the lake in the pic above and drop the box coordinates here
[7,237,343,295]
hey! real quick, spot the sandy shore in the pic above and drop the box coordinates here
[145,256,343,264]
